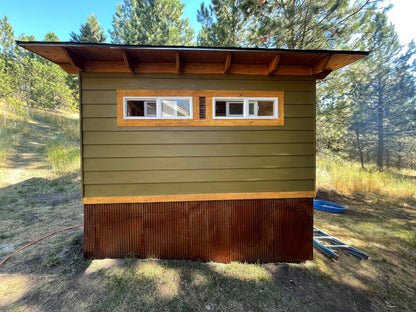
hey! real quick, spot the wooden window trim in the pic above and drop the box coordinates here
[117,90,284,127]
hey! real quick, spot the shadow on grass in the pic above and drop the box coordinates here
[5,255,373,312]
[0,174,80,202]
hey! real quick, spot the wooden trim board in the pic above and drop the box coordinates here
[117,89,284,127]
[83,191,316,204]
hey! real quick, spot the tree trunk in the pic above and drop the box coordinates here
[376,83,384,171]
[355,129,365,170]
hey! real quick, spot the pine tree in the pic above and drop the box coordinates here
[247,0,381,49]
[326,13,416,170]
[360,13,416,170]
[197,0,251,47]
[45,32,60,42]
[70,13,107,43]
[110,0,194,45]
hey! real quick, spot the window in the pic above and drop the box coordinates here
[124,97,193,119]
[213,97,278,119]
[117,90,284,127]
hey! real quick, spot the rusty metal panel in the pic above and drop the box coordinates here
[230,199,275,262]
[275,198,313,261]
[143,202,190,259]
[84,198,313,262]
[189,201,231,263]
[83,204,95,258]
[85,203,143,258]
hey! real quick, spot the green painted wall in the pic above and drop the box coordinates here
[81,73,316,197]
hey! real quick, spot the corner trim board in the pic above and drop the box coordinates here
[83,191,316,204]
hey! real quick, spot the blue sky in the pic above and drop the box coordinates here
[1,0,415,45]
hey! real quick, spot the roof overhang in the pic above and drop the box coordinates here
[16,41,369,79]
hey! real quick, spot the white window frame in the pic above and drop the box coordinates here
[124,96,193,120]
[213,97,278,119]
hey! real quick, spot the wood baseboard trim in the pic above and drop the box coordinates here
[83,191,316,204]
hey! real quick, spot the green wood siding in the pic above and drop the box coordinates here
[81,73,316,197]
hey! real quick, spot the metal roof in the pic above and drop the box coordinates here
[16,41,369,79]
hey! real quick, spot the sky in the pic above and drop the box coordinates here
[0,0,415,45]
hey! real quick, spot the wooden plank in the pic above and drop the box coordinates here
[285,91,315,105]
[273,65,313,76]
[83,105,116,117]
[84,61,131,73]
[224,52,232,73]
[83,168,315,184]
[83,130,314,144]
[285,104,315,117]
[82,60,315,76]
[61,47,83,71]
[312,55,331,75]
[175,51,181,74]
[83,117,314,131]
[82,77,315,92]
[267,54,280,75]
[84,180,315,197]
[81,72,316,81]
[83,155,315,172]
[83,191,316,204]
[83,143,315,158]
[135,62,177,73]
[121,49,135,73]
[82,91,117,104]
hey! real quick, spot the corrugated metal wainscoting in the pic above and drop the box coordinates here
[84,198,313,263]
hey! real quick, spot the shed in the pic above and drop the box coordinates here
[18,41,367,263]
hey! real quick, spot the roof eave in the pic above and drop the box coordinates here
[16,41,369,78]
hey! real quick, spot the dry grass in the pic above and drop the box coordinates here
[317,155,416,203]
[1,111,416,311]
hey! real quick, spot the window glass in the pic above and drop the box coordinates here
[228,102,244,116]
[126,100,145,117]
[162,99,191,117]
[145,101,157,116]
[249,101,257,116]
[215,101,226,117]
[257,101,274,116]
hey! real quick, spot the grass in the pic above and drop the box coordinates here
[46,137,80,174]
[317,154,416,203]
[0,109,415,311]
[0,103,80,175]
[0,127,17,163]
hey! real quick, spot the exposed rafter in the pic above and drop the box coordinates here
[267,54,280,75]
[121,49,135,72]
[312,55,332,75]
[315,69,333,80]
[175,51,181,74]
[61,47,83,71]
[18,41,368,78]
[224,52,232,73]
